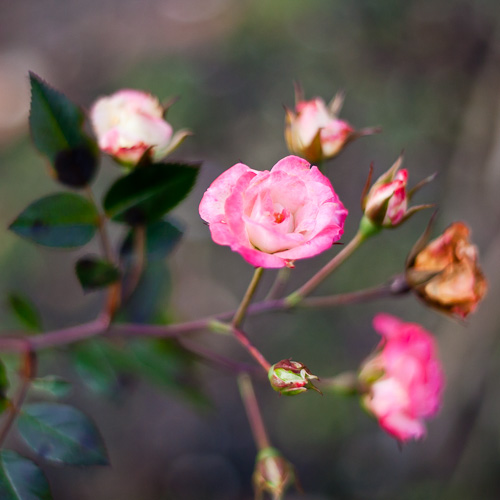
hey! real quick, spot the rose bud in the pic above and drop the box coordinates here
[406,222,487,319]
[199,155,347,268]
[253,447,298,500]
[284,85,379,164]
[360,155,434,232]
[268,359,321,396]
[90,89,190,166]
[359,314,444,442]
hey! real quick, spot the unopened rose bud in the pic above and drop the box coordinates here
[268,359,321,396]
[406,222,487,319]
[284,85,378,164]
[90,89,190,166]
[360,155,434,233]
[253,447,298,500]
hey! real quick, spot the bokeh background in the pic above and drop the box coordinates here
[1,0,500,498]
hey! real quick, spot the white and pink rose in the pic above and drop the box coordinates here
[90,89,190,165]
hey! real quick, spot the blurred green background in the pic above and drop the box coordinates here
[1,0,500,498]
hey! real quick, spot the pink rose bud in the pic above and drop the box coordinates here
[253,447,298,500]
[268,359,321,396]
[199,155,347,268]
[406,222,487,319]
[359,314,444,442]
[90,89,190,166]
[361,155,434,232]
[284,86,379,164]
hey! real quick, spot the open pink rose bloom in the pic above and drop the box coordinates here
[199,155,347,268]
[361,313,444,442]
[90,89,189,165]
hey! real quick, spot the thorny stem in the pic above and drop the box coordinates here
[232,267,264,328]
[238,373,271,450]
[285,230,367,306]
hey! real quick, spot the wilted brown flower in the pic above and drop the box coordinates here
[406,222,487,319]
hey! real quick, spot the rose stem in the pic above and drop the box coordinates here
[0,348,36,447]
[265,267,291,300]
[232,267,264,328]
[232,327,272,373]
[0,277,409,353]
[122,224,147,301]
[238,372,271,451]
[284,229,367,306]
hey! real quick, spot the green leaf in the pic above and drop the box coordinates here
[72,340,128,396]
[75,257,120,292]
[7,293,42,332]
[29,73,89,164]
[30,376,71,399]
[17,403,108,466]
[103,162,200,225]
[128,339,210,408]
[9,193,99,248]
[53,145,98,189]
[120,217,184,261]
[0,450,52,500]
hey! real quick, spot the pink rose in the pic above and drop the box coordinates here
[199,155,347,268]
[285,89,379,164]
[360,313,444,442]
[90,89,190,165]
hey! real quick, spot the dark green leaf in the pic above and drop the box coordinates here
[53,145,98,188]
[0,450,52,500]
[103,162,200,225]
[17,403,108,466]
[75,257,120,292]
[30,377,71,399]
[29,73,90,164]
[120,218,184,261]
[128,339,210,408]
[9,193,99,248]
[7,293,42,332]
[72,340,128,396]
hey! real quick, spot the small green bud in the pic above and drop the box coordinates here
[268,359,321,396]
[253,447,298,500]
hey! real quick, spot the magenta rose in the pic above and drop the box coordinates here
[199,155,347,268]
[360,314,444,442]
[90,89,190,165]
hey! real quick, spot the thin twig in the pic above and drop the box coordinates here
[232,267,264,328]
[238,373,271,450]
